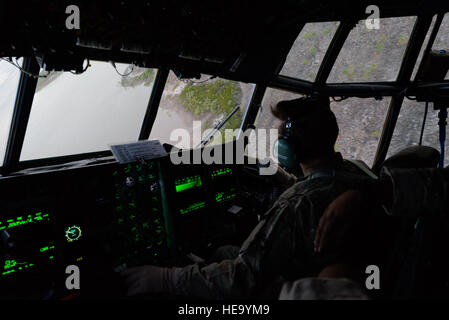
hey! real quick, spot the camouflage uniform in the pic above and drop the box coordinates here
[170,153,386,299]
[381,166,449,217]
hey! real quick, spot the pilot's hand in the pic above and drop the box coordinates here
[120,265,174,296]
[314,190,364,253]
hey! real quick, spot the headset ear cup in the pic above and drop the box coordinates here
[276,138,298,169]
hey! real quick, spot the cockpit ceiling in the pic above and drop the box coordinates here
[2,0,449,83]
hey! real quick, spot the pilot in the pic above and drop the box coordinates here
[121,96,389,299]
[314,165,449,253]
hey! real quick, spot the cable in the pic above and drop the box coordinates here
[331,96,348,102]
[181,75,216,84]
[70,59,91,75]
[397,87,418,101]
[110,61,134,77]
[0,57,49,79]
[438,108,447,168]
[1,57,92,78]
[395,86,418,101]
[419,101,429,146]
[398,87,419,101]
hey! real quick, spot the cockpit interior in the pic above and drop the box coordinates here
[1,1,449,300]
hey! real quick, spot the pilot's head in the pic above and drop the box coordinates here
[272,96,339,168]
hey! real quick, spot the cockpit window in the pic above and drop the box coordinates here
[254,89,390,166]
[279,22,340,81]
[149,71,255,149]
[252,88,304,160]
[255,88,302,133]
[0,58,22,166]
[327,16,416,83]
[411,15,438,81]
[20,61,156,161]
[331,97,390,166]
[388,99,426,158]
[388,99,449,167]
[432,12,449,79]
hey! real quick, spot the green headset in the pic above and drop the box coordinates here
[274,95,330,172]
[275,116,299,170]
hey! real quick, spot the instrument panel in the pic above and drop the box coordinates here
[0,155,261,299]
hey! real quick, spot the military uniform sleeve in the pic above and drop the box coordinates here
[381,167,449,217]
[170,195,306,299]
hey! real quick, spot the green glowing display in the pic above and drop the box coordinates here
[175,175,202,192]
[215,189,237,203]
[0,212,50,230]
[1,242,55,277]
[211,167,232,178]
[180,201,206,215]
[40,245,55,253]
[2,260,35,276]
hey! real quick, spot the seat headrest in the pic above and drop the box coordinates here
[382,146,440,169]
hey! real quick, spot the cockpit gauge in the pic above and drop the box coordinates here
[65,225,82,242]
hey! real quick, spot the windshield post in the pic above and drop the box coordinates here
[2,57,39,174]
